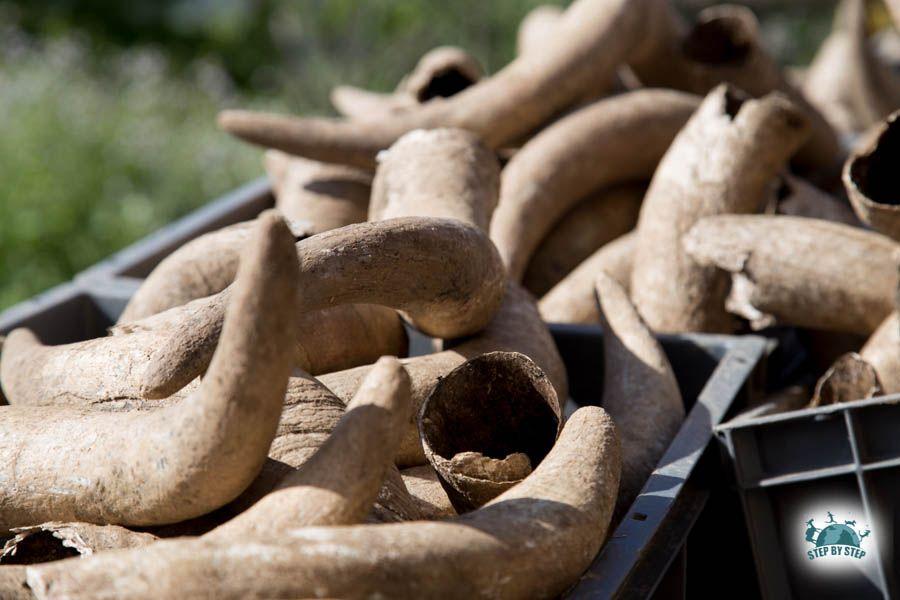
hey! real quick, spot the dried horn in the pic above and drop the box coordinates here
[490,89,699,281]
[26,406,621,600]
[0,211,297,532]
[419,352,561,512]
[630,85,809,333]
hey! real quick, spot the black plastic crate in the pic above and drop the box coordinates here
[0,283,114,345]
[717,395,900,599]
[554,324,767,598]
[1,179,771,598]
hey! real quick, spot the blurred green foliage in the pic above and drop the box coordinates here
[0,0,834,310]
[0,0,567,310]
[0,35,268,309]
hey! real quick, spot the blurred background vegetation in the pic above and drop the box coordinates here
[0,0,838,310]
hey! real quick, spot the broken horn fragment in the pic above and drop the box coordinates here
[331,46,483,119]
[419,351,561,512]
[683,214,900,335]
[861,310,900,394]
[809,353,883,407]
[844,110,900,241]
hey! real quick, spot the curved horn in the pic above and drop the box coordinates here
[539,232,635,325]
[523,183,643,296]
[331,46,483,119]
[113,222,407,375]
[631,1,840,177]
[218,0,651,170]
[0,211,297,532]
[371,128,499,231]
[27,406,621,600]
[809,353,882,407]
[3,217,503,404]
[490,89,699,281]
[631,85,809,333]
[141,218,504,384]
[111,166,403,378]
[595,273,683,512]
[208,356,412,539]
[683,214,900,334]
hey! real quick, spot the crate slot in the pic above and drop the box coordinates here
[852,401,900,464]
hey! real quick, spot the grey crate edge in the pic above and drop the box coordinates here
[75,177,272,282]
[718,393,900,433]
[565,332,767,599]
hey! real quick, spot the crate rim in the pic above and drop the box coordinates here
[717,392,900,434]
[75,176,270,283]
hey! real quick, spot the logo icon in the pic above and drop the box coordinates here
[804,511,870,561]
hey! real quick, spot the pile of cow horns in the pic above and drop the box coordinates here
[2,0,900,597]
